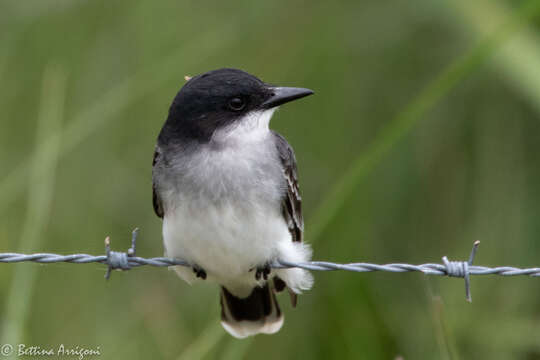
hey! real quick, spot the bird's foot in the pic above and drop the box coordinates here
[254,263,271,281]
[192,265,207,280]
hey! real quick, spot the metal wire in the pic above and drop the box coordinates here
[1,229,539,302]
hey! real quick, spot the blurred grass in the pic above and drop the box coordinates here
[0,65,65,352]
[2,0,540,359]
[175,323,224,360]
[451,0,540,113]
[308,0,540,242]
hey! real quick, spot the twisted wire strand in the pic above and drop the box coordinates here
[2,231,539,301]
[1,253,539,276]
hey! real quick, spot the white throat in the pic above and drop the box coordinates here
[212,108,276,144]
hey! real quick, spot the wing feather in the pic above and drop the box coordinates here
[272,131,303,242]
[152,146,164,218]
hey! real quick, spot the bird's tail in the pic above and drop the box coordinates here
[220,284,283,339]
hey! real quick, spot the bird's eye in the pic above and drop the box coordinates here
[228,97,245,111]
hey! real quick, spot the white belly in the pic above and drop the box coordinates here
[163,194,291,288]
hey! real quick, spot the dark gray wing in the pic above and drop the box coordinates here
[152,146,164,218]
[272,131,303,242]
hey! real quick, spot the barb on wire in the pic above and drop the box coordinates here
[1,230,540,302]
[104,228,139,280]
[442,240,480,302]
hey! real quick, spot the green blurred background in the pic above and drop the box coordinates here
[2,0,540,359]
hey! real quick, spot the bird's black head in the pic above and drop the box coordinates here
[158,68,313,144]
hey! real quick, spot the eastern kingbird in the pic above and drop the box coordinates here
[152,68,314,338]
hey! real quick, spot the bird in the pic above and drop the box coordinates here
[152,68,314,338]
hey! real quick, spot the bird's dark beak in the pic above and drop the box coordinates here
[261,87,314,109]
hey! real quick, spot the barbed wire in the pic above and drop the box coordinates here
[1,229,539,302]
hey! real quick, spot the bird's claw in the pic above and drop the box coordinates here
[255,264,271,281]
[192,265,207,280]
